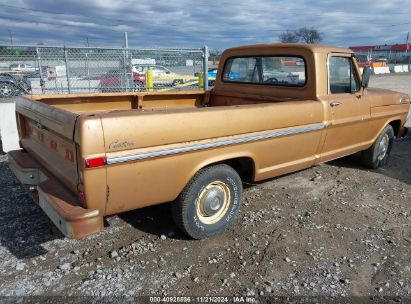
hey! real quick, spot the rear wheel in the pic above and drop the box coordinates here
[172,164,243,239]
[361,125,394,169]
[0,82,18,98]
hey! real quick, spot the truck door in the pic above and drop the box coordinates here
[321,54,370,162]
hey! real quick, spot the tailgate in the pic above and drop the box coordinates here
[15,96,79,193]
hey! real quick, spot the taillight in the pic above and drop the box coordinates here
[85,156,107,168]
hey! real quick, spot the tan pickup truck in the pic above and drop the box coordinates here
[8,43,410,239]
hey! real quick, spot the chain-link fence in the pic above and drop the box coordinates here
[0,45,208,98]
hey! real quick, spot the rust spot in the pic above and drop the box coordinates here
[50,140,58,151]
[65,149,74,162]
[38,132,44,142]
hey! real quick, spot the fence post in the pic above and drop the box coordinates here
[122,32,129,92]
[64,46,72,94]
[129,50,134,92]
[85,52,91,92]
[203,45,209,90]
[36,47,45,94]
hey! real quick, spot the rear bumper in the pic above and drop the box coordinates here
[8,150,103,239]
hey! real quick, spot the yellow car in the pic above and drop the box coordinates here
[133,65,196,87]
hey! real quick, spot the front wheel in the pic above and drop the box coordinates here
[172,164,243,239]
[361,125,394,169]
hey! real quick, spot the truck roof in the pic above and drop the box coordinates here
[225,43,352,54]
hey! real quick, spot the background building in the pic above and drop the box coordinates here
[350,44,410,63]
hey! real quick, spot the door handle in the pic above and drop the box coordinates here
[330,101,341,107]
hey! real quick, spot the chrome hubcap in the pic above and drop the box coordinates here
[377,134,389,161]
[196,181,231,224]
[202,187,224,216]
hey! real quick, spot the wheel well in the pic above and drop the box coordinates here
[389,120,401,137]
[213,157,255,183]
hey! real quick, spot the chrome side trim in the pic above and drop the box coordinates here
[106,123,325,165]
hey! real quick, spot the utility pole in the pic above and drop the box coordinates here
[7,29,13,46]
[406,32,409,55]
[86,37,90,47]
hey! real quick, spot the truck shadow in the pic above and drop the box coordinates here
[327,137,411,185]
[0,161,63,259]
[118,203,191,241]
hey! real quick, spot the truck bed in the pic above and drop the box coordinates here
[26,90,207,114]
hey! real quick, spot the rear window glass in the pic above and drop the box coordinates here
[222,56,306,87]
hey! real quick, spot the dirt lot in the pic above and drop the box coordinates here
[0,74,410,301]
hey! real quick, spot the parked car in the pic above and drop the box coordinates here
[9,63,38,72]
[207,68,239,86]
[7,43,410,240]
[0,73,31,98]
[208,68,218,86]
[133,64,195,86]
[100,65,196,92]
[99,69,146,92]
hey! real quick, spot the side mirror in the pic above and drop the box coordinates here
[362,66,372,88]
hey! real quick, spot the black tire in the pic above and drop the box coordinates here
[172,164,243,239]
[361,125,394,169]
[0,82,18,98]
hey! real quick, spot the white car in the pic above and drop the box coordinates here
[133,64,194,86]
[9,63,38,72]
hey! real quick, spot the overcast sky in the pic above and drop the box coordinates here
[0,0,410,49]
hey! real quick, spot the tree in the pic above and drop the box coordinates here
[279,27,323,44]
[279,31,299,43]
[296,27,322,44]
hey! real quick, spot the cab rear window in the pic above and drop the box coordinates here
[222,56,306,87]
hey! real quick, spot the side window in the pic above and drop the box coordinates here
[329,57,360,94]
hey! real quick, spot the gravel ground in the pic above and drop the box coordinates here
[0,75,410,301]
